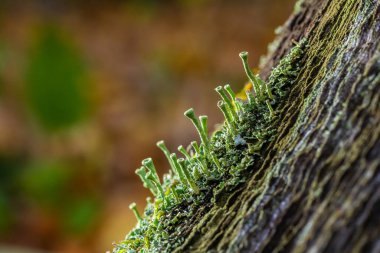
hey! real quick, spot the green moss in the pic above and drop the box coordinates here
[112,39,307,253]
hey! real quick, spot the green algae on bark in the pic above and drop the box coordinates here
[112,39,307,253]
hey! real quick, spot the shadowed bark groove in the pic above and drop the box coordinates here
[175,0,380,252]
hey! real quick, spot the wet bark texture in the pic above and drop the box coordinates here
[177,0,380,252]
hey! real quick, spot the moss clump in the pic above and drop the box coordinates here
[112,39,307,253]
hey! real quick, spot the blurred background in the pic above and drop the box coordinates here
[0,0,295,252]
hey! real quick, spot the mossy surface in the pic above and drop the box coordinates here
[112,39,307,253]
[113,0,380,252]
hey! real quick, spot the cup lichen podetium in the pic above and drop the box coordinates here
[113,39,307,253]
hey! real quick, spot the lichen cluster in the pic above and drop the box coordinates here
[113,39,307,253]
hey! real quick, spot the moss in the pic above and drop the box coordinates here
[112,39,307,253]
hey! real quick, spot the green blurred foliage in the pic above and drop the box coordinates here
[62,197,100,235]
[19,160,101,235]
[0,155,24,234]
[0,41,6,97]
[0,192,11,234]
[0,155,22,192]
[25,27,90,131]
[19,161,72,207]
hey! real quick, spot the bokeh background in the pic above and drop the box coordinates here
[0,0,295,252]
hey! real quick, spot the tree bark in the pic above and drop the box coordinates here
[175,0,380,252]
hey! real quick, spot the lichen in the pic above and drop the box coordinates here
[293,0,306,15]
[112,39,307,253]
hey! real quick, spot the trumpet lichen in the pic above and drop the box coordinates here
[112,39,307,253]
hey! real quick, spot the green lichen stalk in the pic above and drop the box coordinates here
[113,39,307,253]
